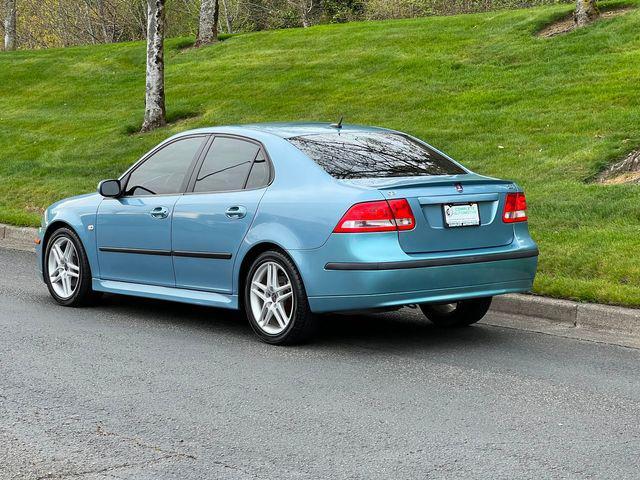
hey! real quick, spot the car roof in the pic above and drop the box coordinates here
[242,122,395,138]
[180,122,395,140]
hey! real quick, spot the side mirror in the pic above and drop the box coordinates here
[98,179,122,198]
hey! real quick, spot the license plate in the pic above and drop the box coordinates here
[443,203,480,228]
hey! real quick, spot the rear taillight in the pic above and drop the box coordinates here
[503,192,528,223]
[333,199,415,233]
[388,199,415,230]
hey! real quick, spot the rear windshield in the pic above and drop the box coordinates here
[288,132,465,179]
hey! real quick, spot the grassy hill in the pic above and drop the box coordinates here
[1,0,640,306]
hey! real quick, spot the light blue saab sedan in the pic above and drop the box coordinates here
[36,123,538,344]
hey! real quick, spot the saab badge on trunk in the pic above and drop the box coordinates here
[455,183,464,193]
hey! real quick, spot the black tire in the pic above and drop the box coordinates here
[419,297,492,328]
[244,250,315,345]
[44,227,100,307]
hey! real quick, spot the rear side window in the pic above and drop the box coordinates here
[245,151,270,189]
[194,137,264,193]
[288,132,465,179]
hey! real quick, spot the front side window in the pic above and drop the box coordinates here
[288,132,466,179]
[193,137,265,193]
[126,136,205,195]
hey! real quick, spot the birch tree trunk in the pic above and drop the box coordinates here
[221,0,232,34]
[195,0,219,46]
[141,0,166,132]
[575,0,599,27]
[300,5,310,28]
[4,0,17,51]
[96,0,112,43]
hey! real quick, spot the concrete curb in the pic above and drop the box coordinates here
[0,223,38,251]
[492,294,640,336]
[2,223,639,336]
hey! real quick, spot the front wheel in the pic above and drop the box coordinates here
[244,251,316,345]
[44,227,100,307]
[419,297,492,328]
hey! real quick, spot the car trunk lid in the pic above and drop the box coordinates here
[343,174,517,254]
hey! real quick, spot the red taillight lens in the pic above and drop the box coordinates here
[333,199,415,233]
[503,192,528,223]
[388,199,415,231]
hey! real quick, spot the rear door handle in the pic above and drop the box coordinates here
[150,206,169,219]
[225,205,247,219]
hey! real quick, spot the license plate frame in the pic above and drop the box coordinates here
[443,203,480,228]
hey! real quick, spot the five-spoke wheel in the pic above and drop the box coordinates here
[47,236,80,299]
[249,261,295,335]
[244,251,315,345]
[44,227,99,306]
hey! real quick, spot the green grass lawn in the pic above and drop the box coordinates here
[1,1,640,306]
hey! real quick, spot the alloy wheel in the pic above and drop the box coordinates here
[47,236,80,299]
[249,261,295,335]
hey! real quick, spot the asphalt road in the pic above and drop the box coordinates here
[2,248,640,479]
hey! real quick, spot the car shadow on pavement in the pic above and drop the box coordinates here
[316,309,500,349]
[95,293,499,350]
[98,293,247,330]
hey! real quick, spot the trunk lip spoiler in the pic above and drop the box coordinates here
[418,193,500,205]
[340,175,513,190]
[324,247,539,271]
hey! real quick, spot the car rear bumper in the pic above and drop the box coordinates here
[324,247,538,271]
[287,229,538,313]
[307,277,534,313]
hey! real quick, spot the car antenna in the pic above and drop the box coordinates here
[330,116,344,130]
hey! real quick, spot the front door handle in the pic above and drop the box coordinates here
[225,205,247,219]
[150,206,169,219]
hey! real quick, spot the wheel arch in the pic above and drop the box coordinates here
[41,221,77,273]
[235,242,305,309]
[41,220,97,282]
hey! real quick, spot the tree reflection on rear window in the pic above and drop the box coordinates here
[288,132,466,179]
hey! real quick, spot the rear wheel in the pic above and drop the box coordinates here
[244,251,315,345]
[419,297,492,328]
[44,227,100,307]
